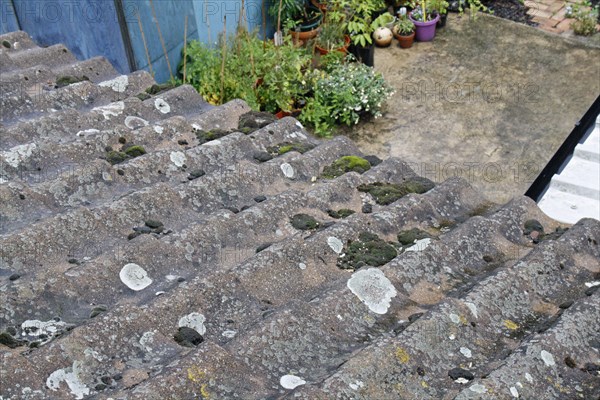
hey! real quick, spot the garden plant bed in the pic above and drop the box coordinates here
[482,0,535,25]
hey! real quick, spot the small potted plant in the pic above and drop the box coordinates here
[343,0,383,66]
[373,11,397,29]
[271,0,324,44]
[429,0,449,28]
[392,15,415,48]
[316,22,350,54]
[408,0,439,41]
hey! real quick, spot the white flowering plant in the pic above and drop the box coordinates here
[299,57,394,137]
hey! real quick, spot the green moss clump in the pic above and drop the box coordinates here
[337,232,397,270]
[397,228,431,246]
[290,213,320,230]
[90,305,108,319]
[135,92,151,101]
[106,151,128,165]
[124,145,146,158]
[238,111,276,132]
[278,145,294,154]
[321,156,371,179]
[357,178,434,205]
[327,209,355,219]
[267,142,316,156]
[195,129,230,144]
[523,219,544,235]
[2,40,11,49]
[55,75,89,88]
[145,82,176,95]
[0,331,23,348]
[174,327,204,347]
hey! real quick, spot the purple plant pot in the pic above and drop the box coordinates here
[408,12,440,42]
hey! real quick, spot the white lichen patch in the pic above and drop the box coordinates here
[98,75,128,92]
[222,330,237,338]
[469,384,487,394]
[76,128,100,137]
[510,386,519,398]
[178,312,206,335]
[170,151,186,167]
[21,319,67,338]
[92,101,124,120]
[119,263,152,291]
[299,263,307,270]
[327,236,344,254]
[347,268,397,314]
[46,362,90,399]
[139,330,156,352]
[153,125,164,134]
[280,163,294,178]
[280,375,306,389]
[1,143,37,168]
[154,98,171,114]
[525,373,533,383]
[540,350,555,366]
[349,380,365,390]
[404,238,431,252]
[460,347,472,358]
[465,302,478,318]
[449,313,460,324]
[124,116,149,130]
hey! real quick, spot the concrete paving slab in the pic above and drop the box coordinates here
[349,13,600,204]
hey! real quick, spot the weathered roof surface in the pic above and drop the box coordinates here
[1,31,599,400]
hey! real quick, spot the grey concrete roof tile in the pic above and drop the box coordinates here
[2,31,598,400]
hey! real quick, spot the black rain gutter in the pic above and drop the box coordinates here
[525,94,600,202]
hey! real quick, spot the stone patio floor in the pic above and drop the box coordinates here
[349,13,600,204]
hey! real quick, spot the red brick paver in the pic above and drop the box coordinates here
[525,0,599,35]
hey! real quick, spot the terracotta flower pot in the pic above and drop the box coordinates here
[392,26,415,48]
[396,31,415,48]
[290,6,323,45]
[315,35,351,55]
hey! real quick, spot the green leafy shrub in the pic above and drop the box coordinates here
[299,58,394,137]
[566,1,599,36]
[182,30,313,112]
